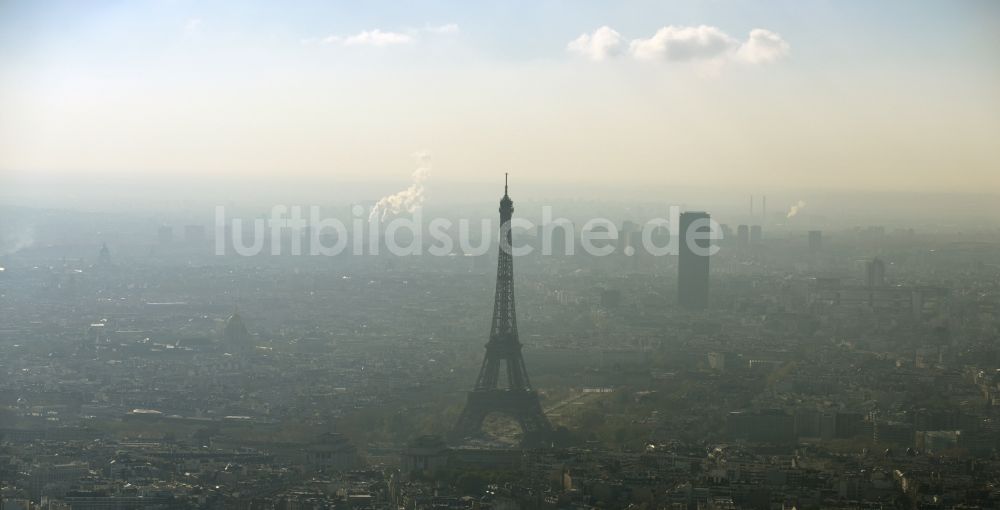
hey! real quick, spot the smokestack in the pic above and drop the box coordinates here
[763,196,767,222]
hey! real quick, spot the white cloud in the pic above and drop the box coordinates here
[736,28,790,64]
[342,29,414,47]
[567,24,790,67]
[567,26,624,61]
[308,26,453,47]
[629,25,737,61]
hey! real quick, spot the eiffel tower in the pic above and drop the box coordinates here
[452,175,553,447]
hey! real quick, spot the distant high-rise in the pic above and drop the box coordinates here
[678,211,711,309]
[736,225,750,248]
[866,258,886,287]
[750,225,762,243]
[98,242,112,267]
[808,230,823,252]
[719,223,733,243]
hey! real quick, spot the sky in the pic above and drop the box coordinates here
[1,0,999,208]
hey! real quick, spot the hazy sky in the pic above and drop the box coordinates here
[1,0,999,200]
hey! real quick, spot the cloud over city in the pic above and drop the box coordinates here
[568,24,790,66]
[566,26,624,61]
[303,24,458,47]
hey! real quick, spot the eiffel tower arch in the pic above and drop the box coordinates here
[451,176,553,447]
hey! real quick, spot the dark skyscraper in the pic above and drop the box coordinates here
[866,257,886,287]
[678,211,711,309]
[452,177,552,446]
[98,242,112,267]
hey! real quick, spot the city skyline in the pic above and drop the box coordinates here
[4,3,1000,508]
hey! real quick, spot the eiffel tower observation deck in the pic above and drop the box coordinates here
[451,175,554,447]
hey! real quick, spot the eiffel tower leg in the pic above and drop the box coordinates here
[451,390,552,447]
[451,392,489,442]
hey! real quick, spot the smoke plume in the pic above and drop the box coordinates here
[0,224,35,255]
[369,151,431,223]
[786,200,806,218]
